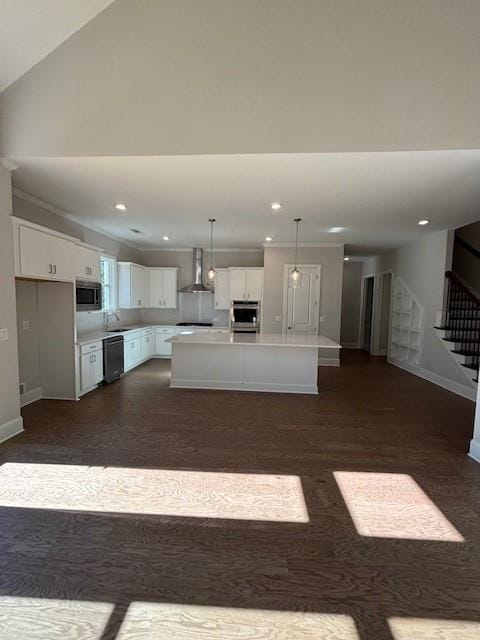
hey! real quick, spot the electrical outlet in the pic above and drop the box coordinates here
[0,328,8,341]
[275,315,282,322]
[23,320,29,330]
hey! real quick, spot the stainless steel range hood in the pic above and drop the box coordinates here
[178,248,213,293]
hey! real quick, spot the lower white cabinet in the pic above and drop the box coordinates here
[142,331,155,359]
[156,328,175,357]
[79,344,103,393]
[124,332,142,371]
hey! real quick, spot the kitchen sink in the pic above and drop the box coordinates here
[106,328,129,332]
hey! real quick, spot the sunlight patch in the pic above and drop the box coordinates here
[389,616,480,639]
[118,602,359,639]
[333,471,463,542]
[0,463,309,522]
[0,596,113,640]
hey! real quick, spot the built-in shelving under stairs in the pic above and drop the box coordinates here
[435,271,480,386]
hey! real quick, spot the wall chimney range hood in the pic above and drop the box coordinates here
[179,248,213,293]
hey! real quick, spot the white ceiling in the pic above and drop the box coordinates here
[11,151,480,253]
[0,0,114,92]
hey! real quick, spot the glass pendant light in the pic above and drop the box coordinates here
[207,218,216,284]
[290,218,302,288]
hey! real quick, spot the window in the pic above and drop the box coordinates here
[100,255,116,312]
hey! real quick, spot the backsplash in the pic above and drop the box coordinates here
[141,294,229,326]
[76,309,142,333]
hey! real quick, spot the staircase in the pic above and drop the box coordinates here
[435,271,480,386]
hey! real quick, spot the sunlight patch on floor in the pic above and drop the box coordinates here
[388,616,480,639]
[0,463,309,522]
[0,596,113,640]
[333,471,463,542]
[117,602,359,639]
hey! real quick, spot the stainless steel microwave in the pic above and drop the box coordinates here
[76,280,102,311]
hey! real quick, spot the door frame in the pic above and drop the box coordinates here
[282,264,321,335]
[359,270,394,355]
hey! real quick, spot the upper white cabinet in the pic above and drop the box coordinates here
[118,263,148,308]
[148,268,178,308]
[17,224,75,281]
[75,245,101,281]
[229,268,263,301]
[214,268,230,309]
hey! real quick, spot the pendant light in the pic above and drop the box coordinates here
[207,218,216,284]
[290,218,302,288]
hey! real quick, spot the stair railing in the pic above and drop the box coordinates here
[444,271,480,372]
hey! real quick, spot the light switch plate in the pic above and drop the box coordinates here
[275,315,282,322]
[0,328,8,341]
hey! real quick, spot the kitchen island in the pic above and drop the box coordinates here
[168,332,341,394]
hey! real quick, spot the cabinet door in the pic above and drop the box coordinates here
[91,351,104,385]
[155,330,174,356]
[162,269,178,308]
[47,233,75,280]
[142,334,154,359]
[18,226,52,278]
[148,270,164,308]
[245,269,263,301]
[131,265,147,307]
[80,353,94,391]
[214,269,230,309]
[229,270,246,300]
[125,339,140,370]
[76,246,100,281]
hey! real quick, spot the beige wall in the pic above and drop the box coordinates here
[15,280,41,393]
[13,195,141,262]
[0,165,22,436]
[340,261,363,347]
[262,245,344,341]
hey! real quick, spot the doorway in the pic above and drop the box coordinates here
[377,272,393,356]
[282,265,321,335]
[362,276,374,351]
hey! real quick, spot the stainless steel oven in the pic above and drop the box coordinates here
[230,300,260,333]
[76,280,102,311]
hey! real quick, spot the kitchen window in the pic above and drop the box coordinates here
[100,255,117,312]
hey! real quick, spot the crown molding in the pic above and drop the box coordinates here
[139,247,264,253]
[263,242,345,248]
[12,187,140,251]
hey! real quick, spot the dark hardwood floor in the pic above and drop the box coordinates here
[0,351,479,639]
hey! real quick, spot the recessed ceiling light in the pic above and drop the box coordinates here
[344,256,350,261]
[115,203,127,211]
[418,219,430,226]
[328,227,345,233]
[271,202,282,211]
[163,236,170,241]
[265,236,272,242]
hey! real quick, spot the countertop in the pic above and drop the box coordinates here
[76,324,229,346]
[168,332,341,349]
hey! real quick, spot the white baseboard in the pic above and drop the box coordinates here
[469,439,480,463]
[388,358,476,401]
[0,416,24,444]
[20,386,42,407]
[170,379,318,394]
[318,357,340,367]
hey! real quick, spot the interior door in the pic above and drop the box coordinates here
[284,266,320,335]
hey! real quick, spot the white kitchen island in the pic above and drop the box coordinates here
[168,332,341,394]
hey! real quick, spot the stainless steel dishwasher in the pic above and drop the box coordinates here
[103,335,124,383]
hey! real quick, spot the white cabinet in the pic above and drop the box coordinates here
[155,327,175,357]
[18,224,74,281]
[79,342,103,393]
[142,329,155,360]
[214,269,230,309]
[148,268,178,308]
[76,246,100,281]
[124,332,142,371]
[229,268,263,301]
[118,263,148,308]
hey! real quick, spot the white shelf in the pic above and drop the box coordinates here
[389,277,424,366]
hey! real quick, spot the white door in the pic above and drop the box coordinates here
[245,269,263,301]
[283,266,321,335]
[148,270,164,308]
[131,265,146,307]
[162,269,178,308]
[230,269,246,300]
[214,269,230,309]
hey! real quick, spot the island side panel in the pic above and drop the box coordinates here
[242,345,318,394]
[170,342,244,390]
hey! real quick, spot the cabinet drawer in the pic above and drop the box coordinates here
[156,327,175,334]
[142,328,153,336]
[80,341,103,355]
[124,330,142,341]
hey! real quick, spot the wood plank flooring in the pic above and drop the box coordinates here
[0,350,479,639]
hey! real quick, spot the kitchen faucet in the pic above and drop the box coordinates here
[105,311,120,331]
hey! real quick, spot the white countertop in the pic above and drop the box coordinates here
[76,324,229,346]
[169,332,341,349]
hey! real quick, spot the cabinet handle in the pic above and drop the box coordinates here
[48,264,52,274]
[53,265,57,274]
[163,299,166,306]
